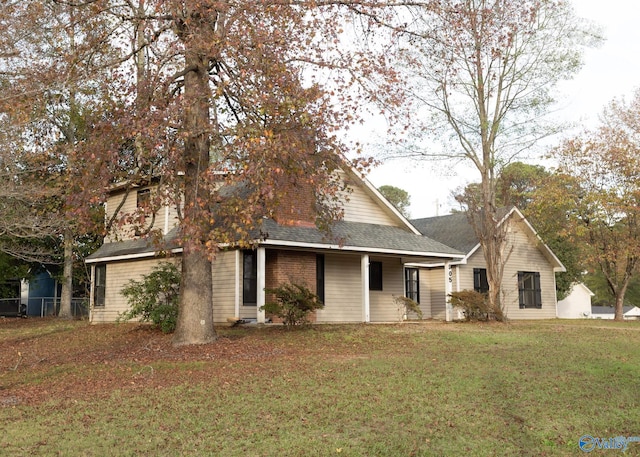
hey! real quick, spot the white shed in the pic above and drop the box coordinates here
[557,283,594,319]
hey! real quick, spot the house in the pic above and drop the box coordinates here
[85,167,465,324]
[410,208,565,320]
[557,283,594,319]
[591,305,640,320]
[0,266,65,317]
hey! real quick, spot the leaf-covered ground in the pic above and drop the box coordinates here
[0,318,313,406]
[1,317,639,456]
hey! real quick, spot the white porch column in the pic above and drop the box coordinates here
[444,261,453,322]
[234,250,240,318]
[362,254,370,322]
[256,247,266,323]
[89,264,95,323]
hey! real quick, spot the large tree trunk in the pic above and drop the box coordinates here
[611,278,629,322]
[172,19,217,346]
[58,229,73,318]
[614,295,625,322]
[475,164,507,321]
[602,263,630,322]
[173,244,216,346]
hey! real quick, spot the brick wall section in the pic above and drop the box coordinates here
[273,179,317,226]
[265,249,318,323]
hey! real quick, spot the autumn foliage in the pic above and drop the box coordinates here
[553,90,640,320]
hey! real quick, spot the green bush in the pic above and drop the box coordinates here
[449,290,495,322]
[261,283,324,327]
[118,262,180,333]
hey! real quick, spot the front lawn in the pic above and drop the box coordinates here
[1,318,639,456]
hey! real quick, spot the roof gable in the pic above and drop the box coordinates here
[411,207,565,271]
[340,167,422,234]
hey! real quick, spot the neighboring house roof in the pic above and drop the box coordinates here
[411,207,565,271]
[86,219,464,264]
[591,305,640,316]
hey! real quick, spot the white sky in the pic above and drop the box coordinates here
[365,0,640,219]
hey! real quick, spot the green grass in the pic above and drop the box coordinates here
[1,319,639,456]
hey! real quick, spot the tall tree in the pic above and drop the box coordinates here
[460,162,583,299]
[554,91,640,321]
[396,0,599,318]
[0,2,113,317]
[4,1,404,344]
[378,185,411,218]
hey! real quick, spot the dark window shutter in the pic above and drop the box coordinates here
[369,261,383,291]
[316,254,325,304]
[518,271,525,309]
[534,272,542,308]
[474,268,489,294]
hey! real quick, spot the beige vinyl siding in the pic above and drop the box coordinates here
[91,258,178,323]
[457,251,483,292]
[501,222,557,319]
[455,221,558,319]
[104,190,137,241]
[421,268,446,320]
[163,204,180,234]
[339,172,399,226]
[369,257,404,322]
[105,187,180,242]
[316,253,363,322]
[415,268,432,319]
[212,250,239,323]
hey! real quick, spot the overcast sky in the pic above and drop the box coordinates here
[366,0,640,219]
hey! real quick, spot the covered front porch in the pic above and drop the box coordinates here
[216,246,463,324]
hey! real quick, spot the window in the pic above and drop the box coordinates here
[473,268,489,294]
[94,265,106,307]
[136,188,151,208]
[243,250,257,306]
[518,271,542,309]
[369,261,383,291]
[316,254,325,304]
[405,268,420,303]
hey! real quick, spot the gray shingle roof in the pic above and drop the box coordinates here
[411,213,479,254]
[87,219,463,262]
[258,219,462,256]
[591,306,636,315]
[86,228,179,261]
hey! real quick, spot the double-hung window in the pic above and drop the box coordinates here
[405,268,420,303]
[136,188,151,209]
[94,265,106,307]
[243,250,257,306]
